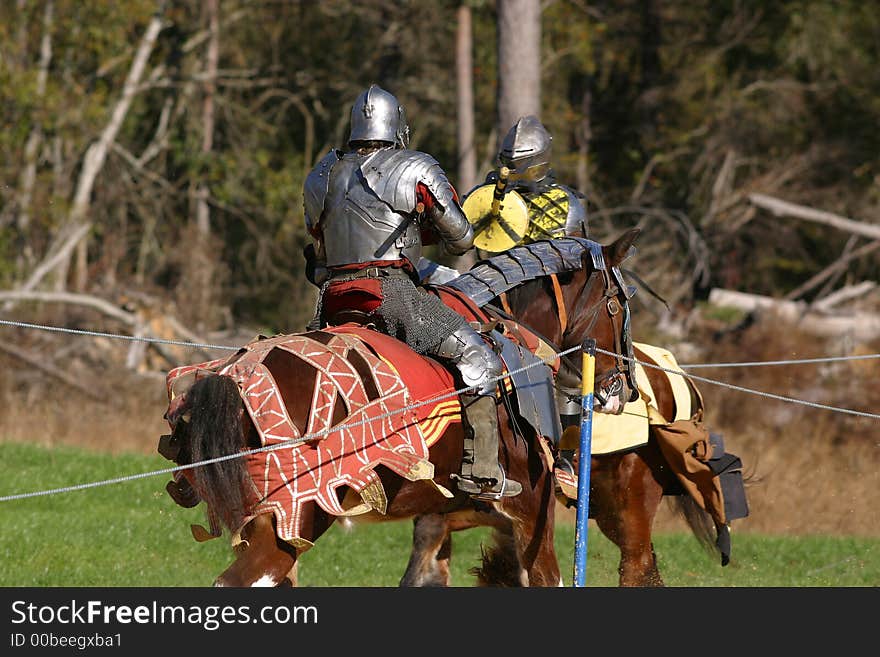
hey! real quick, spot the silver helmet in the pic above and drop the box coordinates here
[348,84,410,148]
[498,115,552,181]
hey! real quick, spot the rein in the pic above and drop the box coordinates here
[560,265,639,404]
[549,274,569,334]
[486,260,638,406]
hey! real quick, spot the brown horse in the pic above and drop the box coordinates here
[400,254,722,588]
[159,229,641,587]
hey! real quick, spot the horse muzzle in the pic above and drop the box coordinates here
[593,373,630,415]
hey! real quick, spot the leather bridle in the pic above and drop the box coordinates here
[556,263,639,409]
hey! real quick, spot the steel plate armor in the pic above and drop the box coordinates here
[498,115,553,175]
[305,147,472,268]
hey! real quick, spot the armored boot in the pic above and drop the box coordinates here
[454,394,522,499]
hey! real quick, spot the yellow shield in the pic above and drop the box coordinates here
[462,184,530,253]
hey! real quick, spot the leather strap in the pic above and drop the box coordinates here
[498,291,513,316]
[329,266,413,282]
[550,274,568,334]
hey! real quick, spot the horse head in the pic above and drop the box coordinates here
[164,375,260,535]
[164,371,302,587]
[548,228,641,415]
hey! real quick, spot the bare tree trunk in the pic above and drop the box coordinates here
[60,5,166,293]
[638,0,663,142]
[14,0,28,66]
[195,0,219,237]
[183,0,222,334]
[575,86,592,198]
[455,3,477,271]
[456,4,477,195]
[14,1,54,238]
[496,0,541,149]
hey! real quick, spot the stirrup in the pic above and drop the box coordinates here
[453,465,522,501]
[553,459,579,508]
[554,455,576,479]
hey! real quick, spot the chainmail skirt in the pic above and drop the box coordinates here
[375,277,467,354]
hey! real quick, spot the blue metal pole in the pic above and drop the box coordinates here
[573,337,596,587]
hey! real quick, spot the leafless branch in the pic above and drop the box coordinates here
[0,342,106,402]
[785,239,880,301]
[0,290,136,325]
[749,193,880,240]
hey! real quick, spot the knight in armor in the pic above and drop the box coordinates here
[475,114,589,241]
[466,115,591,478]
[302,84,522,499]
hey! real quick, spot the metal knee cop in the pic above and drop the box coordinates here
[431,326,503,396]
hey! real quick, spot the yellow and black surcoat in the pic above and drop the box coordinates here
[478,173,589,243]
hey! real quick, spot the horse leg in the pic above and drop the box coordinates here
[591,453,665,587]
[399,514,453,587]
[284,561,299,587]
[517,523,563,587]
[472,526,527,586]
[503,483,562,587]
[408,513,560,588]
[214,513,298,587]
[403,507,524,586]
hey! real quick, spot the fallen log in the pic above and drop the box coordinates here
[748,193,880,240]
[0,290,136,325]
[707,287,880,342]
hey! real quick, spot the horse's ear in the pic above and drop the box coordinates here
[605,228,641,268]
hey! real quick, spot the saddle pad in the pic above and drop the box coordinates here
[588,341,692,455]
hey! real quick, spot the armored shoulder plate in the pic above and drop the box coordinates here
[445,237,604,307]
[304,149,341,230]
[361,149,456,212]
[558,184,589,236]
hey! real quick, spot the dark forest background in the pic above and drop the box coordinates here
[1,1,878,538]
[3,0,879,334]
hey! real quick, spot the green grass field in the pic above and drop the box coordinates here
[0,442,877,587]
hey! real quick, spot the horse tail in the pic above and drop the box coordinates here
[186,374,251,533]
[669,495,719,559]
